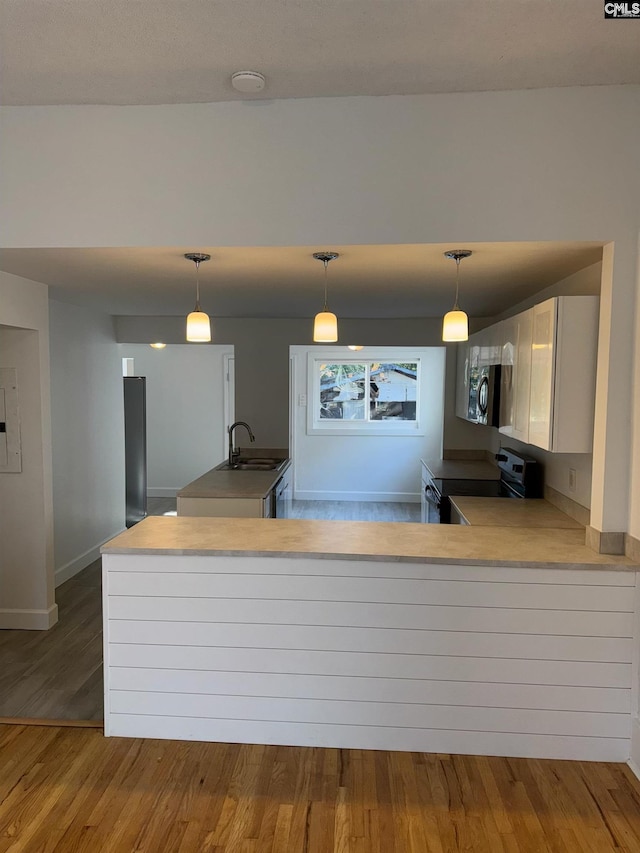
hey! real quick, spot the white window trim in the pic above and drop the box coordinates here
[306,349,424,436]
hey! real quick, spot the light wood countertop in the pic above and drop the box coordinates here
[422,459,500,480]
[101,515,637,570]
[449,497,584,529]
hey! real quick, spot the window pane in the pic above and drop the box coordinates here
[319,363,367,420]
[369,362,418,420]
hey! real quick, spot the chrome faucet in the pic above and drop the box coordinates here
[228,421,256,466]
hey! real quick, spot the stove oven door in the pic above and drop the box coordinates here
[421,479,442,523]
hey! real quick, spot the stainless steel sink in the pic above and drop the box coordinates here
[233,462,281,471]
[216,457,287,472]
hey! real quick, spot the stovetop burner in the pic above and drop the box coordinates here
[431,478,516,499]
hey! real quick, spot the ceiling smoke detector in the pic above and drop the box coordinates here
[231,71,266,93]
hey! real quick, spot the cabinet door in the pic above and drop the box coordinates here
[528,299,556,451]
[467,334,481,422]
[486,320,503,367]
[477,322,503,370]
[499,310,532,442]
[512,308,533,443]
[455,342,470,420]
[499,316,516,437]
[527,295,598,453]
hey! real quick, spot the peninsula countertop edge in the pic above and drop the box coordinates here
[101,516,639,571]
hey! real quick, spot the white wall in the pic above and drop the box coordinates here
[116,315,485,454]
[0,273,56,629]
[118,344,234,495]
[49,300,125,585]
[1,86,639,537]
[290,346,445,501]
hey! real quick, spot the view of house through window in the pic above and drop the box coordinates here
[319,361,418,421]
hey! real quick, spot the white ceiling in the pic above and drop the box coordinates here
[0,2,614,317]
[1,0,638,106]
[0,243,603,318]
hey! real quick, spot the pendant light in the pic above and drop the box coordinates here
[185,252,211,342]
[442,249,471,342]
[312,251,339,343]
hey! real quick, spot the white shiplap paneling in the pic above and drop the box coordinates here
[107,594,633,636]
[102,553,637,760]
[107,715,631,762]
[108,644,632,688]
[110,668,631,713]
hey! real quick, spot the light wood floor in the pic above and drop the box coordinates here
[0,560,103,722]
[148,497,421,522]
[290,500,421,522]
[147,496,178,515]
[1,725,640,852]
[0,500,175,722]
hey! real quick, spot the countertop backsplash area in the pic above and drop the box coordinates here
[443,447,591,526]
[544,484,590,527]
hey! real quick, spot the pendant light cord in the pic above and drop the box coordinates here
[323,259,329,311]
[194,259,201,311]
[453,257,460,310]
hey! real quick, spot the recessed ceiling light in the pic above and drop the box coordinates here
[231,71,266,93]
[150,342,166,349]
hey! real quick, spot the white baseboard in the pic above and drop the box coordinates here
[294,490,420,503]
[147,488,178,498]
[54,528,126,588]
[0,604,58,630]
[629,718,640,782]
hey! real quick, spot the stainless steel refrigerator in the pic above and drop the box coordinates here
[124,376,147,527]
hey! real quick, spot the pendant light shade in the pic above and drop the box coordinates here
[442,250,471,342]
[185,252,211,342]
[312,252,339,343]
[442,309,468,341]
[186,310,211,342]
[314,311,338,342]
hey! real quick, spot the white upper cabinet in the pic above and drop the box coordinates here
[478,321,503,368]
[499,308,533,444]
[455,296,598,451]
[528,296,599,453]
[454,340,471,419]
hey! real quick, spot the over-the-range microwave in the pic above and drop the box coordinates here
[468,363,501,426]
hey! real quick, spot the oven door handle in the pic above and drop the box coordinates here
[423,484,441,509]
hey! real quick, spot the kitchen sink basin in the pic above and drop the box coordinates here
[216,457,287,472]
[233,462,281,471]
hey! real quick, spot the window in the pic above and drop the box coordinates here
[308,353,422,435]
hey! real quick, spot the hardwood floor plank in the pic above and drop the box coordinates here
[2,726,640,851]
[270,803,293,853]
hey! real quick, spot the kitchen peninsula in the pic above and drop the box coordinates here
[177,451,291,518]
[101,515,638,763]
